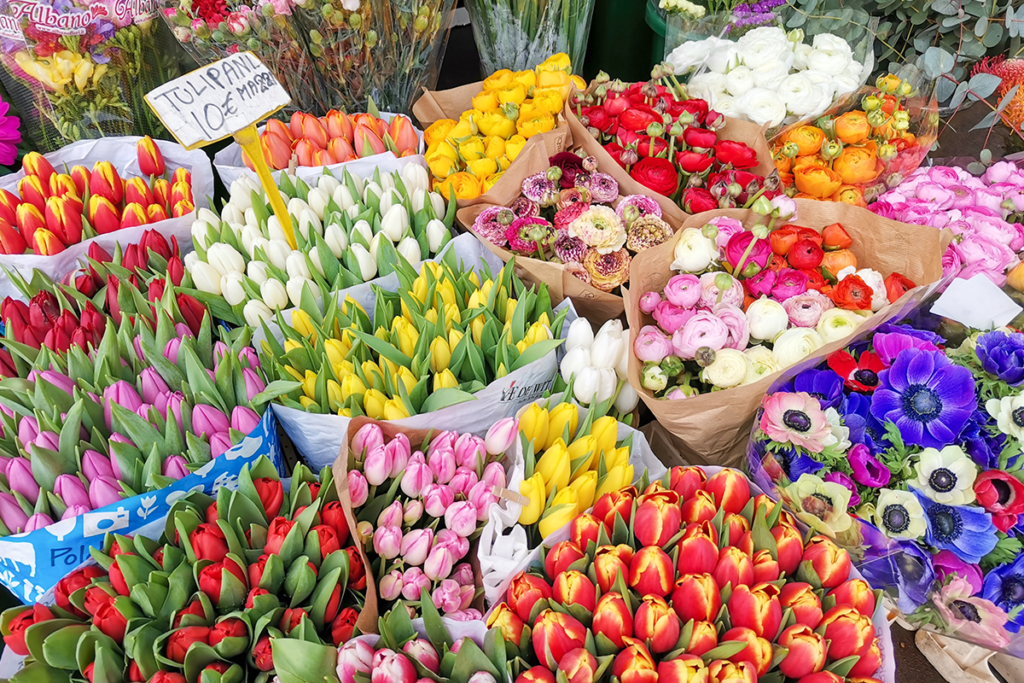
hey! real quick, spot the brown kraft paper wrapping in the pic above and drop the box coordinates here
[623,198,953,469]
[332,417,486,617]
[455,139,681,325]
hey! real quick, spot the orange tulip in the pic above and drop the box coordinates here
[786,126,827,157]
[328,137,355,163]
[16,203,45,246]
[821,249,858,277]
[354,123,386,157]
[48,173,79,200]
[260,131,293,171]
[89,161,123,206]
[294,138,321,167]
[323,110,353,141]
[0,219,26,254]
[834,111,871,145]
[32,228,65,255]
[352,113,387,137]
[721,626,773,676]
[389,115,419,155]
[833,147,881,185]
[0,188,20,225]
[18,175,49,212]
[22,151,55,185]
[88,195,121,235]
[292,112,328,149]
[313,149,337,166]
[794,165,843,199]
[124,177,154,207]
[147,204,169,222]
[136,135,166,177]
[172,200,194,218]
[266,118,293,143]
[44,196,83,245]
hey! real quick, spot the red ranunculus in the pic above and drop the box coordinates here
[549,152,586,189]
[677,98,709,123]
[715,140,759,169]
[676,151,715,174]
[166,626,211,663]
[787,239,825,270]
[583,106,615,133]
[682,188,717,213]
[620,105,662,133]
[604,143,627,168]
[4,605,54,655]
[630,157,679,196]
[636,136,669,157]
[803,268,827,291]
[253,477,284,518]
[831,275,873,310]
[683,127,717,149]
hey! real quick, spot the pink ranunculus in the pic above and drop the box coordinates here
[942,242,964,279]
[927,165,967,185]
[915,183,955,208]
[652,300,696,334]
[958,233,1016,278]
[901,203,949,228]
[634,325,672,363]
[783,290,834,327]
[724,231,771,272]
[771,268,809,301]
[698,271,744,309]
[639,291,662,314]
[672,311,729,360]
[713,304,750,351]
[709,216,744,251]
[744,266,777,298]
[663,273,702,308]
[983,161,1018,185]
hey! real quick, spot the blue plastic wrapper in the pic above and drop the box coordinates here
[0,410,283,602]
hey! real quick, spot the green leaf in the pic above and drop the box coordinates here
[271,639,341,683]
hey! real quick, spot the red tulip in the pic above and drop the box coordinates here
[166,625,211,662]
[671,573,720,623]
[629,545,674,597]
[553,570,596,612]
[354,123,386,157]
[545,540,585,580]
[170,180,192,208]
[137,135,166,177]
[279,607,308,634]
[0,220,26,254]
[506,571,552,622]
[569,513,602,550]
[331,607,359,646]
[321,501,351,545]
[177,293,206,336]
[172,167,191,187]
[294,138,321,167]
[687,620,718,657]
[0,187,20,225]
[172,200,194,217]
[253,635,274,671]
[55,566,105,618]
[69,165,90,197]
[323,110,353,141]
[819,606,875,661]
[612,637,658,683]
[198,557,248,607]
[48,173,79,200]
[704,469,750,514]
[44,196,82,245]
[254,477,284,517]
[172,599,206,628]
[634,491,683,546]
[800,536,852,589]
[152,178,171,209]
[89,161,122,205]
[266,117,293,142]
[532,609,587,669]
[124,176,155,207]
[721,627,772,676]
[3,605,54,655]
[677,530,719,575]
[592,591,633,648]
[516,667,555,683]
[633,595,680,653]
[592,489,635,530]
[848,639,882,677]
[656,655,705,683]
[32,228,65,255]
[313,148,338,166]
[258,131,292,170]
[190,522,229,561]
[487,602,527,646]
[752,549,781,584]
[707,660,756,683]
[681,489,718,524]
[22,151,55,185]
[669,466,707,498]
[828,578,876,618]
[389,115,419,155]
[593,548,629,593]
[558,648,597,683]
[714,546,754,590]
[92,599,128,641]
[772,522,804,575]
[88,195,121,235]
[777,624,827,679]
[729,582,782,638]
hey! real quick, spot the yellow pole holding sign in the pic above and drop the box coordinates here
[233,123,296,250]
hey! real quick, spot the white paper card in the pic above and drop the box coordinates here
[931,274,1023,330]
[146,52,291,149]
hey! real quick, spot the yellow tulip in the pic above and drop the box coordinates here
[472,89,500,112]
[383,398,410,420]
[506,135,527,161]
[537,52,572,72]
[467,289,486,310]
[302,370,317,399]
[342,296,365,318]
[482,69,514,91]
[326,379,343,410]
[596,464,635,498]
[363,389,387,419]
[497,83,527,105]
[395,367,418,395]
[546,402,579,449]
[323,339,349,367]
[340,374,366,400]
[590,415,619,462]
[468,271,481,288]
[539,489,579,538]
[570,471,598,513]
[505,298,517,324]
[568,434,597,473]
[424,119,458,147]
[284,339,302,354]
[429,337,451,373]
[515,339,528,354]
[291,309,317,342]
[519,403,550,451]
[524,321,552,346]
[537,312,551,329]
[436,280,458,309]
[519,473,547,525]
[513,69,537,90]
[299,396,317,410]
[477,112,518,139]
[536,439,570,495]
[338,408,352,417]
[434,369,459,391]
[362,360,383,387]
[531,88,564,116]
[458,137,486,162]
[332,362,353,379]
[448,329,464,350]
[392,321,418,357]
[470,315,486,346]
[283,365,304,382]
[467,157,498,179]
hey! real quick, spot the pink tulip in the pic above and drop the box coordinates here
[449,467,479,497]
[193,404,229,438]
[337,640,374,683]
[82,450,114,481]
[353,124,386,157]
[403,500,423,525]
[363,444,393,486]
[89,476,123,508]
[239,346,260,369]
[402,640,439,673]
[427,430,456,456]
[16,415,38,446]
[453,433,485,470]
[154,391,187,432]
[422,483,454,517]
[136,403,153,420]
[163,455,190,479]
[175,322,194,339]
[376,500,404,529]
[451,563,474,586]
[230,406,261,434]
[431,579,462,613]
[163,337,182,364]
[401,567,431,600]
[373,525,403,559]
[447,610,484,623]
[480,461,506,489]
[379,569,405,601]
[210,432,233,458]
[8,457,39,504]
[434,529,469,560]
[423,545,454,580]
[54,474,90,508]
[400,528,434,566]
[62,504,90,520]
[484,418,518,456]
[242,368,266,401]
[0,457,10,478]
[139,367,169,404]
[31,369,76,395]
[212,341,230,367]
[32,430,59,452]
[371,649,395,670]
[385,433,411,478]
[351,423,384,457]
[347,470,368,507]
[0,491,28,532]
[458,585,475,611]
[371,653,416,683]
[468,480,497,521]
[25,513,53,531]
[427,446,456,484]
[444,501,478,537]
[400,459,433,497]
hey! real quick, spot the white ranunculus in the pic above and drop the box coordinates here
[687,72,728,101]
[778,74,832,118]
[816,308,869,343]
[851,268,889,311]
[747,298,789,341]
[736,28,792,69]
[667,37,720,74]
[812,33,854,59]
[793,43,814,70]
[808,46,851,76]
[706,44,740,74]
[221,271,246,306]
[831,71,862,96]
[243,299,273,327]
[742,345,781,385]
[702,348,749,389]
[671,227,719,273]
[724,65,755,97]
[712,95,740,118]
[772,328,824,368]
[750,57,794,91]
[735,88,788,127]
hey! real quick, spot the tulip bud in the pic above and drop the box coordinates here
[799,536,852,589]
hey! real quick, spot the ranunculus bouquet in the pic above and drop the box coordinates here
[568,71,770,214]
[0,457,369,681]
[183,165,455,327]
[632,201,915,396]
[466,150,676,294]
[343,420,514,618]
[771,72,938,206]
[489,467,893,683]
[871,162,1024,289]
[748,321,1024,652]
[0,140,193,256]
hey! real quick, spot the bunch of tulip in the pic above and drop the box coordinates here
[0,138,195,256]
[516,396,641,541]
[257,256,567,420]
[0,457,369,683]
[247,111,421,172]
[422,53,586,201]
[185,165,455,328]
[59,228,187,299]
[470,151,676,293]
[571,67,768,214]
[634,200,915,396]
[345,419,516,617]
[772,73,934,205]
[556,318,638,417]
[0,301,270,536]
[490,467,889,683]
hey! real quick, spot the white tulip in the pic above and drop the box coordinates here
[267,216,288,243]
[594,367,618,403]
[243,299,273,327]
[261,278,289,311]
[244,207,260,230]
[241,226,263,257]
[225,222,245,240]
[325,223,348,258]
[318,175,341,196]
[378,188,397,217]
[616,329,630,378]
[559,346,591,383]
[351,220,372,246]
[191,220,214,250]
[221,204,244,226]
[615,382,639,413]
[229,177,260,211]
[206,243,245,276]
[351,243,377,281]
[248,236,270,261]
[184,251,199,270]
[573,366,601,404]
[397,236,421,267]
[309,248,326,277]
[381,205,409,242]
[565,317,595,352]
[369,232,390,262]
[285,251,312,280]
[597,320,623,339]
[307,188,330,219]
[426,219,448,253]
[429,192,446,219]
[297,209,323,239]
[349,172,365,197]
[197,207,220,226]
[333,185,356,211]
[286,277,317,308]
[264,239,292,269]
[286,197,310,218]
[347,205,362,219]
[221,271,246,306]
[411,188,427,214]
[191,261,222,295]
[380,172,396,191]
[363,181,382,205]
[590,330,624,369]
[248,260,270,285]
[402,164,429,196]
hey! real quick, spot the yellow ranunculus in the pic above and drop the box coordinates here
[427,154,458,180]
[531,88,564,116]
[571,75,587,90]
[546,402,579,449]
[483,69,514,91]
[519,403,550,451]
[483,173,503,193]
[569,471,598,513]
[539,489,579,538]
[568,434,597,473]
[596,464,635,498]
[484,136,506,159]
[505,135,527,161]
[363,389,387,419]
[467,157,498,179]
[383,398,410,420]
[477,112,518,139]
[436,173,482,201]
[537,52,572,72]
[458,137,486,161]
[429,337,451,373]
[517,109,556,138]
[498,83,527,105]
[428,139,459,162]
[448,119,478,142]
[536,438,570,495]
[513,69,537,90]
[590,415,619,462]
[459,109,484,123]
[424,119,457,147]
[519,472,547,525]
[434,369,459,391]
[472,89,501,112]
[340,374,366,400]
[536,69,570,89]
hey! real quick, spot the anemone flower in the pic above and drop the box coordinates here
[913,488,999,564]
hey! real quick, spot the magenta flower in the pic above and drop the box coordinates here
[725,231,771,273]
[230,406,261,434]
[25,513,53,532]
[82,450,114,481]
[652,300,696,334]
[848,443,891,487]
[347,470,369,507]
[210,432,232,458]
[0,99,21,166]
[386,433,412,477]
[162,455,190,480]
[139,368,170,404]
[744,267,777,298]
[823,472,860,507]
[7,457,38,504]
[192,404,229,438]
[933,550,984,595]
[771,268,809,301]
[103,380,143,430]
[639,291,661,314]
[88,476,123,508]
[242,368,265,401]
[54,474,90,509]
[0,492,27,533]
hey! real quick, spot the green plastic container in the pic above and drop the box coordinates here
[646,0,667,67]
[582,0,657,82]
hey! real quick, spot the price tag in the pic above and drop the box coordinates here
[145,52,296,247]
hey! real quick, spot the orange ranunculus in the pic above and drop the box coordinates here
[793,165,842,199]
[822,223,853,250]
[793,193,819,200]
[436,172,482,201]
[792,155,827,172]
[885,272,916,302]
[832,185,866,207]
[774,153,792,174]
[833,147,881,185]
[821,249,858,277]
[834,111,871,145]
[832,274,873,310]
[786,126,826,157]
[880,93,899,115]
[779,173,794,186]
